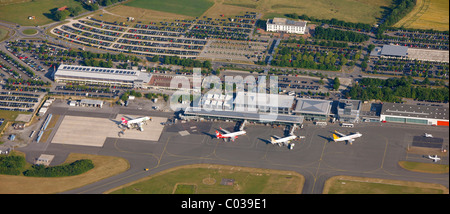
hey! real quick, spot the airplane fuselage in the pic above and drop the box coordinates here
[271,135,297,144]
[333,133,362,142]
[216,130,246,139]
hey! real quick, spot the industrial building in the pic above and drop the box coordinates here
[380,103,449,126]
[53,64,152,88]
[266,18,307,34]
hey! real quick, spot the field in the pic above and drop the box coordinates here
[0,0,87,26]
[124,0,215,17]
[0,26,11,42]
[393,0,449,31]
[107,164,305,194]
[323,176,448,194]
[399,161,449,174]
[102,0,392,24]
[223,0,392,24]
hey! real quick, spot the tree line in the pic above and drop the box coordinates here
[376,0,416,38]
[347,77,449,102]
[314,27,369,43]
[286,13,372,31]
[1,155,94,177]
[160,55,212,70]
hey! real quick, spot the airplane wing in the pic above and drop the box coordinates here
[272,135,281,139]
[334,130,346,137]
[220,127,231,134]
[347,138,354,145]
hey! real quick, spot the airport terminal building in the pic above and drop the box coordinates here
[380,103,449,126]
[293,98,332,121]
[184,92,304,125]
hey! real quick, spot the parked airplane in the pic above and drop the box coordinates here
[215,127,246,142]
[332,130,362,145]
[270,135,304,149]
[121,116,151,131]
[428,155,441,162]
[424,133,433,138]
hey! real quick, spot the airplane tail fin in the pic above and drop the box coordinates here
[215,131,222,138]
[121,117,128,124]
[332,134,339,141]
[270,137,276,144]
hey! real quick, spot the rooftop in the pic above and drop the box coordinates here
[293,98,332,115]
[380,45,408,57]
[268,18,307,27]
[234,92,295,109]
[55,64,152,83]
[381,103,449,120]
[185,107,303,124]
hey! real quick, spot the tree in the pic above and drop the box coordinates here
[333,77,340,90]
[361,61,368,70]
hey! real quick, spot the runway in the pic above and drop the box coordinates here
[18,106,449,194]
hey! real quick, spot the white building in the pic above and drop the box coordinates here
[54,64,152,88]
[380,103,449,126]
[266,18,307,34]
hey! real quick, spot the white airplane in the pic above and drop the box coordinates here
[332,130,362,145]
[270,135,304,149]
[424,133,433,138]
[428,155,441,162]
[121,116,151,131]
[215,127,246,142]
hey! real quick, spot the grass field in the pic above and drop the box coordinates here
[22,29,37,35]
[399,161,449,174]
[0,26,11,41]
[0,152,129,194]
[393,0,449,31]
[224,0,392,24]
[124,0,215,17]
[107,164,304,194]
[102,0,392,24]
[323,176,448,194]
[0,0,87,26]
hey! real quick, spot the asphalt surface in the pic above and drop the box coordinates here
[17,106,449,194]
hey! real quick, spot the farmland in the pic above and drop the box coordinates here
[393,0,449,31]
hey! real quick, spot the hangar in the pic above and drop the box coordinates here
[380,103,449,126]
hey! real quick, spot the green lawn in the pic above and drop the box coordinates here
[124,0,214,17]
[22,29,37,35]
[0,0,87,26]
[109,165,304,194]
[324,176,448,194]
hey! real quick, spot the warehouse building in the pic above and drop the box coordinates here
[54,64,152,88]
[266,18,307,34]
[380,103,449,126]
